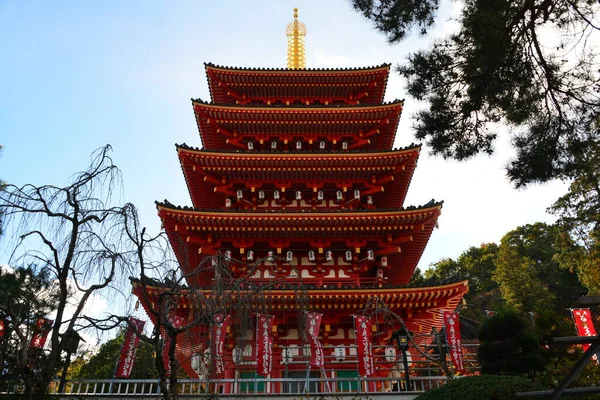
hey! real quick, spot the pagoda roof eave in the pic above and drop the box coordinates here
[155,199,442,217]
[191,98,404,110]
[204,62,392,73]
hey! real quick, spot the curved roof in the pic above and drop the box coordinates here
[177,145,420,209]
[192,100,404,151]
[156,201,442,287]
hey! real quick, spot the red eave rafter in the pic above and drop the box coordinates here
[177,147,420,209]
[192,101,403,151]
[205,64,391,105]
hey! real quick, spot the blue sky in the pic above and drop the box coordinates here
[0,0,566,269]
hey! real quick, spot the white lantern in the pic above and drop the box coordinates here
[317,191,324,201]
[271,141,277,150]
[295,191,302,201]
[224,250,232,261]
[282,347,293,364]
[247,250,254,261]
[326,251,333,262]
[381,256,388,267]
[267,251,274,262]
[225,198,232,208]
[367,250,374,261]
[236,190,243,200]
[385,346,397,362]
[286,251,293,262]
[308,251,316,262]
[354,190,361,200]
[342,141,348,150]
[273,190,280,200]
[232,346,243,364]
[336,191,343,201]
[258,190,265,200]
[247,142,254,151]
[367,196,373,205]
[319,141,326,150]
[345,251,353,261]
[334,345,346,362]
[296,141,302,150]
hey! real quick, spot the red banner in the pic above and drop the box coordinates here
[443,311,465,373]
[30,318,52,349]
[0,320,4,338]
[211,314,231,378]
[115,317,146,378]
[571,309,599,363]
[256,314,273,376]
[354,315,374,377]
[163,315,185,375]
[305,311,324,367]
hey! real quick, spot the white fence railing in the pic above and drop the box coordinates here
[1,375,449,396]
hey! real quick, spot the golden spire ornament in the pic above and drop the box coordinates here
[286,8,306,69]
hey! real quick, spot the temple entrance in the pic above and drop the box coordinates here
[336,370,359,392]
[284,370,320,393]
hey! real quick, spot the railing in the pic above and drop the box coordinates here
[0,376,449,396]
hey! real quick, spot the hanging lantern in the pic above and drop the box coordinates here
[237,190,243,200]
[308,251,316,262]
[271,141,277,150]
[367,196,373,205]
[342,141,348,150]
[334,345,346,362]
[326,251,333,262]
[224,250,232,261]
[367,250,374,260]
[296,141,302,150]
[258,190,265,200]
[317,191,324,201]
[345,250,353,261]
[232,346,243,364]
[273,190,280,200]
[295,191,302,201]
[247,250,254,261]
[225,198,232,208]
[247,142,254,151]
[319,141,326,150]
[354,190,360,200]
[336,191,343,201]
[381,256,388,267]
[267,251,274,262]
[286,251,293,262]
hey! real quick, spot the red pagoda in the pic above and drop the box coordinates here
[132,9,468,394]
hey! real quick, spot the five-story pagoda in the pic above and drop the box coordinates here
[133,9,468,393]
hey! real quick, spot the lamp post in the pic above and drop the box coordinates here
[58,329,83,393]
[393,328,410,391]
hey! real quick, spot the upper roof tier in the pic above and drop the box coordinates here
[176,144,420,210]
[205,63,391,105]
[192,100,403,151]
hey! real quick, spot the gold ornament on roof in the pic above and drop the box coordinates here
[286,7,306,69]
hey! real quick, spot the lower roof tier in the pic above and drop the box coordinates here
[131,279,468,378]
[177,145,420,210]
[157,201,442,287]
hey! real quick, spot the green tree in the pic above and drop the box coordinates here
[478,308,545,376]
[426,243,499,298]
[493,223,586,313]
[0,266,59,382]
[73,330,157,380]
[351,0,600,188]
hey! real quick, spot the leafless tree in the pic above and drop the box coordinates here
[0,145,136,399]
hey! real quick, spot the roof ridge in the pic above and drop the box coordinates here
[204,62,392,72]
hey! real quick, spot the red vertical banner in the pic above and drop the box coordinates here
[163,315,185,375]
[256,314,273,376]
[443,311,465,373]
[115,317,146,378]
[0,320,5,338]
[571,309,599,363]
[353,315,374,377]
[211,314,231,378]
[30,318,53,349]
[305,311,324,367]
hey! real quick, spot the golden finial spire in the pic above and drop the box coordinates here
[286,7,306,69]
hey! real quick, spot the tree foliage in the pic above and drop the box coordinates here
[72,330,157,380]
[493,222,586,313]
[415,374,546,400]
[351,0,600,188]
[0,266,59,381]
[478,308,546,376]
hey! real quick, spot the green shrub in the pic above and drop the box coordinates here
[415,375,546,400]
